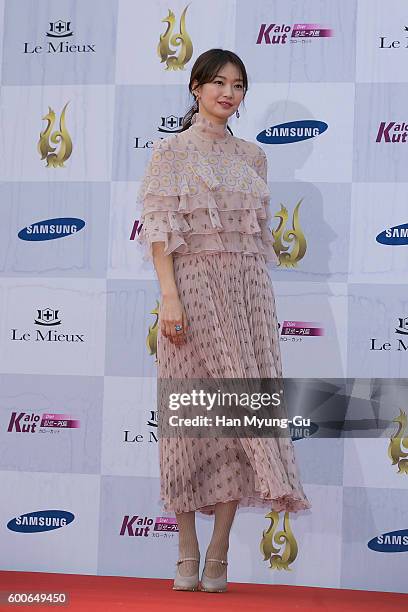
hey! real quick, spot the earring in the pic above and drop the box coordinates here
[235,108,240,119]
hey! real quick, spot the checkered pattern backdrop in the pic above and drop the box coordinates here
[0,0,407,594]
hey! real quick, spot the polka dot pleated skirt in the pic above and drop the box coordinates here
[157,252,311,515]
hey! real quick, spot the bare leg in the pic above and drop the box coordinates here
[204,500,238,578]
[175,510,200,577]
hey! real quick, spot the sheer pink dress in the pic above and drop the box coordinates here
[138,112,311,516]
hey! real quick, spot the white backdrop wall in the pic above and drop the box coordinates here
[0,0,407,594]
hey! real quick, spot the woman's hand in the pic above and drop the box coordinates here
[160,293,188,346]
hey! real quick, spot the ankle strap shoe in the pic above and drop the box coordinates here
[173,557,200,591]
[200,558,228,593]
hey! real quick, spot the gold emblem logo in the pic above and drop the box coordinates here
[38,102,73,168]
[147,301,160,362]
[260,510,298,570]
[157,5,193,71]
[388,409,408,474]
[272,199,307,268]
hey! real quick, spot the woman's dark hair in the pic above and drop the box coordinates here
[181,48,248,134]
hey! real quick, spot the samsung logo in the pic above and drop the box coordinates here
[376,223,408,245]
[7,510,75,533]
[257,120,328,144]
[18,218,85,241]
[368,529,408,553]
[290,422,319,440]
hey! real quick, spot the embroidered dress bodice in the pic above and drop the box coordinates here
[137,112,278,265]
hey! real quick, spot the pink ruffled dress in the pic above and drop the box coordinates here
[138,113,311,515]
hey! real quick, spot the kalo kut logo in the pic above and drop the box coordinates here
[256,23,333,44]
[376,122,408,143]
[7,510,74,533]
[280,321,324,338]
[7,411,80,434]
[257,121,328,144]
[120,515,178,538]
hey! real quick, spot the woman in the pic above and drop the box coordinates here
[138,49,311,593]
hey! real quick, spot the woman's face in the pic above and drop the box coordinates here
[192,61,245,123]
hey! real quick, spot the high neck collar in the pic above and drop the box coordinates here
[190,112,230,142]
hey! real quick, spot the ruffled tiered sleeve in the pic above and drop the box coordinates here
[251,148,279,265]
[137,139,190,262]
[137,136,278,264]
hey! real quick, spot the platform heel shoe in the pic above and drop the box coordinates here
[200,558,228,593]
[173,557,200,591]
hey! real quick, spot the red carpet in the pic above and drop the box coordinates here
[0,571,407,611]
